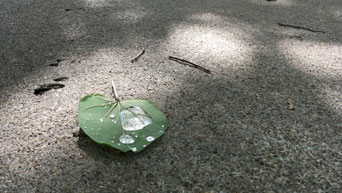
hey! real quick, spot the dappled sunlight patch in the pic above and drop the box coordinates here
[82,47,131,64]
[330,7,342,21]
[83,0,112,8]
[111,9,147,24]
[318,85,342,115]
[63,23,87,40]
[83,0,138,8]
[189,13,224,24]
[248,0,293,6]
[279,40,342,78]
[166,24,254,74]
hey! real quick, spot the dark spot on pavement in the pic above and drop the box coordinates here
[53,77,69,82]
[48,59,63,66]
[34,83,65,95]
[289,35,304,41]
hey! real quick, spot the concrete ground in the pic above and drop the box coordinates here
[1,0,342,192]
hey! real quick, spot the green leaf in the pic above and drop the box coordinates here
[78,94,168,152]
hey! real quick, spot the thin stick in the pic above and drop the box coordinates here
[112,80,119,100]
[65,8,85,12]
[131,48,145,63]
[277,23,325,33]
[168,56,211,74]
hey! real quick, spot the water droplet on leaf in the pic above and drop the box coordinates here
[130,147,137,152]
[146,136,155,142]
[100,118,104,122]
[109,114,115,119]
[119,106,152,131]
[119,134,135,144]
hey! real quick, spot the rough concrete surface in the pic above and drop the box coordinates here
[0,0,342,192]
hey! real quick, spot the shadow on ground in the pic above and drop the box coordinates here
[1,0,342,192]
[1,0,341,95]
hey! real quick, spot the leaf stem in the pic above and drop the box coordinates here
[112,79,119,101]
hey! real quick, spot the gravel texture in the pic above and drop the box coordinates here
[1,0,342,192]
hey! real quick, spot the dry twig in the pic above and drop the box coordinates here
[131,49,145,63]
[277,23,325,33]
[168,56,211,74]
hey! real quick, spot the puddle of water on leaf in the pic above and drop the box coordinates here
[119,134,135,144]
[119,106,152,131]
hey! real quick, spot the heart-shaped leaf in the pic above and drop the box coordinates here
[78,94,168,152]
